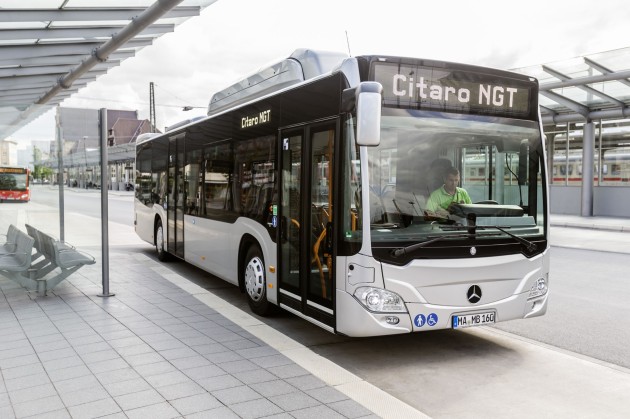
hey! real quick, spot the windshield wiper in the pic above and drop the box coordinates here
[391,233,488,257]
[441,224,537,252]
[391,210,538,257]
[445,213,537,252]
[484,225,537,252]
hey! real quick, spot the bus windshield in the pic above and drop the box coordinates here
[366,109,545,245]
[0,171,28,191]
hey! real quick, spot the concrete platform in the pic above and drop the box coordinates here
[0,246,424,419]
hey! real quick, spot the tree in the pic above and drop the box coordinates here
[32,146,43,180]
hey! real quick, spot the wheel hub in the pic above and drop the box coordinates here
[245,257,265,302]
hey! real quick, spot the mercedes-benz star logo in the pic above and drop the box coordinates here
[467,285,482,304]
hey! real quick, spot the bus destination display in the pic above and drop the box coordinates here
[373,62,532,116]
[0,167,27,174]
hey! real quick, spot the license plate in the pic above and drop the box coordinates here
[452,311,495,329]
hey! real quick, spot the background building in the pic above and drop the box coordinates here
[46,107,154,190]
[0,139,18,166]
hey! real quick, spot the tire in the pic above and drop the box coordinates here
[243,245,274,316]
[155,219,169,261]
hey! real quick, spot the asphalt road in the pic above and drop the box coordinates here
[493,246,630,369]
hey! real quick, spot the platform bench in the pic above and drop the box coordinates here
[0,224,20,256]
[25,224,96,295]
[0,226,36,286]
[0,224,96,295]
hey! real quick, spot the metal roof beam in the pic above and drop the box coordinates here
[0,93,42,103]
[542,107,630,125]
[0,7,199,23]
[540,68,630,90]
[0,87,48,97]
[539,105,558,116]
[0,24,175,42]
[583,57,630,89]
[36,0,189,105]
[0,71,108,89]
[0,62,119,78]
[542,65,625,107]
[540,90,591,117]
[0,39,152,61]
[0,51,135,67]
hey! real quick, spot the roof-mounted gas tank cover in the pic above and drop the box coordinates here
[135,132,160,144]
[207,49,349,116]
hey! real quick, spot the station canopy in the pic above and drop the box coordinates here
[0,0,217,140]
[512,46,630,125]
[3,1,630,137]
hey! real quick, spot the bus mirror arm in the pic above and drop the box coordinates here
[341,88,356,112]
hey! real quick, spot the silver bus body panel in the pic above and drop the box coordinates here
[134,201,166,247]
[335,249,549,337]
[381,252,547,306]
[182,215,278,304]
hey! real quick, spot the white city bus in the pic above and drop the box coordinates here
[135,49,549,337]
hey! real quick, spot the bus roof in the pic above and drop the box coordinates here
[207,49,349,116]
[143,50,540,141]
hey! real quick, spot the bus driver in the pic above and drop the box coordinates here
[425,167,472,217]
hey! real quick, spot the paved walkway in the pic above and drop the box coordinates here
[0,248,420,419]
[1,208,628,419]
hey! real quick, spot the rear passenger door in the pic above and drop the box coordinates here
[167,134,185,258]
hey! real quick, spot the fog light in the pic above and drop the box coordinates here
[385,316,400,325]
[528,278,547,300]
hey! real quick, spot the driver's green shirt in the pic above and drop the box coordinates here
[426,186,472,211]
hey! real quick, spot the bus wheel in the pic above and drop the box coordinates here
[244,246,273,316]
[155,219,168,261]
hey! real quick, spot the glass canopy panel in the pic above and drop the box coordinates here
[513,46,630,121]
[0,0,217,140]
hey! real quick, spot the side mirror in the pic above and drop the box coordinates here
[356,82,382,147]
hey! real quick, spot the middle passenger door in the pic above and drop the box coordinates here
[278,122,336,330]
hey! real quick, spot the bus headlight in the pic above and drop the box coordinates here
[353,287,407,313]
[527,278,547,300]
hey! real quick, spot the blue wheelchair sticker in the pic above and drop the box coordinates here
[414,314,426,328]
[271,215,278,228]
[427,313,438,327]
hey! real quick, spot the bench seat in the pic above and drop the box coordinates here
[0,224,96,295]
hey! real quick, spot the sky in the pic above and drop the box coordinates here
[10,0,630,144]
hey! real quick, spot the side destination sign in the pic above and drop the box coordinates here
[241,109,271,129]
[373,62,532,116]
[0,167,27,174]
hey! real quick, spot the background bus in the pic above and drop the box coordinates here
[0,166,31,202]
[135,49,549,337]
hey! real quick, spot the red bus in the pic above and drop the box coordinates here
[0,167,31,202]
